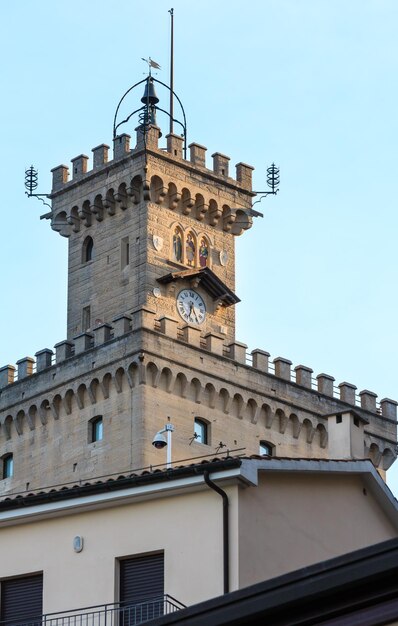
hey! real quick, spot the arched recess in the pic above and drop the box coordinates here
[167,182,180,209]
[289,413,301,439]
[68,206,80,233]
[79,199,92,227]
[203,383,216,409]
[159,367,174,393]
[52,211,70,237]
[77,384,88,410]
[381,447,395,470]
[89,379,100,405]
[15,410,25,435]
[51,394,62,420]
[82,236,94,263]
[39,399,50,425]
[115,182,128,209]
[195,193,207,221]
[232,393,244,420]
[130,175,142,204]
[256,404,273,428]
[150,175,166,204]
[4,416,13,440]
[114,367,125,393]
[368,442,382,467]
[104,188,116,215]
[219,388,231,414]
[275,408,287,434]
[302,418,315,444]
[146,362,159,388]
[185,231,197,267]
[27,405,37,431]
[127,362,139,388]
[171,225,183,263]
[247,398,258,423]
[316,423,328,448]
[190,378,202,404]
[198,234,210,268]
[92,194,104,222]
[174,372,188,398]
[101,372,112,398]
[63,389,75,415]
[208,199,221,226]
[181,188,194,215]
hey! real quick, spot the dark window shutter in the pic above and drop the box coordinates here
[1,574,43,625]
[120,554,164,624]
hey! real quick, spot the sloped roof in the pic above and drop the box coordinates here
[157,267,240,306]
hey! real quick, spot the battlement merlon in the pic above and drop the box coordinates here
[0,311,396,473]
[48,126,256,198]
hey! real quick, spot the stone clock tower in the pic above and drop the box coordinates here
[51,79,255,345]
[0,75,396,496]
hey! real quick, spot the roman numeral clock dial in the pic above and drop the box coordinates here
[176,289,206,325]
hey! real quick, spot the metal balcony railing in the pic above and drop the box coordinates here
[0,596,186,626]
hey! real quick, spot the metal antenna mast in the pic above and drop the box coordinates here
[169,8,174,135]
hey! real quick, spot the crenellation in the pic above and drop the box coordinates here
[251,349,270,372]
[16,357,35,379]
[236,162,254,191]
[189,143,207,168]
[0,365,15,388]
[339,382,357,405]
[54,340,74,363]
[295,365,313,389]
[73,332,93,355]
[317,373,335,397]
[359,390,378,413]
[35,349,53,372]
[51,164,69,191]
[228,341,247,364]
[274,357,292,381]
[92,144,109,168]
[380,398,398,420]
[71,154,89,179]
[212,152,230,178]
[113,134,131,160]
[93,323,112,346]
[166,134,184,159]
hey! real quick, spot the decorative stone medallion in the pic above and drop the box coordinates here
[219,250,228,266]
[152,234,163,251]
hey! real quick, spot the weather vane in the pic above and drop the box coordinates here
[141,57,161,75]
[24,166,51,210]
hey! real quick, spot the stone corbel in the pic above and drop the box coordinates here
[115,189,129,209]
[67,214,80,233]
[223,208,236,232]
[208,205,222,226]
[189,277,201,289]
[182,193,195,215]
[195,200,208,221]
[103,195,116,216]
[169,191,181,209]
[91,201,104,222]
[78,204,92,227]
[215,299,224,313]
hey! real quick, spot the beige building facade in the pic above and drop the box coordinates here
[0,73,397,623]
[0,459,396,615]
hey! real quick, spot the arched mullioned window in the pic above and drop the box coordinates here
[82,236,94,263]
[199,236,209,268]
[172,226,183,263]
[186,232,196,267]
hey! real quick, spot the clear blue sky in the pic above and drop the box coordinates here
[1,1,398,492]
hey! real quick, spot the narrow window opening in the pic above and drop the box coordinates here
[221,168,225,175]
[82,306,91,331]
[336,414,342,424]
[89,416,103,443]
[194,418,209,445]
[353,416,359,427]
[121,237,130,269]
[82,236,94,263]
[3,454,13,479]
[174,149,177,156]
[259,441,273,456]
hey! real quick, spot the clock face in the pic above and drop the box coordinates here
[176,289,206,325]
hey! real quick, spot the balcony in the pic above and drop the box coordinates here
[0,596,186,626]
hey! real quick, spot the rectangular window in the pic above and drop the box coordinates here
[119,553,164,625]
[2,454,13,479]
[121,237,130,269]
[89,416,103,443]
[82,306,91,331]
[1,573,43,624]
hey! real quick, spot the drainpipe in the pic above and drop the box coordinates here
[203,470,229,594]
